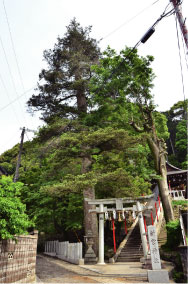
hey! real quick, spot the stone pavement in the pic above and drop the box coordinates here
[36,254,174,283]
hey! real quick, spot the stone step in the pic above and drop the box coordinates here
[117,258,142,262]
[119,252,143,255]
[121,248,143,254]
[118,255,143,259]
[116,222,144,262]
[117,257,142,260]
[121,244,142,248]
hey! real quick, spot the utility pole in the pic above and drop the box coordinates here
[14,127,25,182]
[13,127,35,182]
[170,0,188,50]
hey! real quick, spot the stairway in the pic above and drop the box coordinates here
[116,223,144,262]
[116,187,163,262]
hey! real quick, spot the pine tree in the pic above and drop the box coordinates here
[27,19,101,253]
[27,18,100,122]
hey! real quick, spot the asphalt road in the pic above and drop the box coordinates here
[36,254,147,283]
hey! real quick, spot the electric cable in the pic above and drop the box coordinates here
[179,18,188,71]
[2,0,37,130]
[0,72,22,125]
[100,0,161,42]
[0,86,36,112]
[25,132,30,142]
[94,1,181,95]
[0,36,29,127]
[175,13,186,101]
[3,0,25,92]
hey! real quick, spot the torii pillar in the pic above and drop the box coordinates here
[98,203,105,265]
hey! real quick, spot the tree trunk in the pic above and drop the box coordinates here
[77,92,87,114]
[74,72,98,254]
[75,72,87,114]
[82,153,98,255]
[147,137,174,223]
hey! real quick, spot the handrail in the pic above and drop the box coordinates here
[109,217,139,263]
[179,213,187,246]
[154,200,164,236]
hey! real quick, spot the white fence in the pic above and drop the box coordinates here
[170,190,185,200]
[44,240,84,265]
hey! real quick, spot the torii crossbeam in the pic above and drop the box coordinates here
[85,194,154,264]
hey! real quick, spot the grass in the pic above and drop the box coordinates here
[172,200,188,210]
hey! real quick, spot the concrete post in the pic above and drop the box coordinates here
[79,242,82,258]
[136,201,148,258]
[98,203,105,264]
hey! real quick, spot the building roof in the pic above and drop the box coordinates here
[167,170,188,176]
[166,161,182,172]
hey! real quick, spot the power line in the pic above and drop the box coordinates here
[0,35,29,126]
[2,0,37,130]
[179,19,188,71]
[0,86,36,112]
[99,0,161,42]
[94,2,180,95]
[2,0,25,92]
[175,13,186,101]
[0,72,22,125]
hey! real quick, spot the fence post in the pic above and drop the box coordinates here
[79,242,82,259]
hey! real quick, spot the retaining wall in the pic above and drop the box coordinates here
[178,245,188,280]
[44,240,84,264]
[0,232,38,283]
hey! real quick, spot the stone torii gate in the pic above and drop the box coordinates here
[85,194,154,265]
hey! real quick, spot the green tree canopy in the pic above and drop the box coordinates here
[0,176,31,239]
[163,99,187,168]
[89,46,174,222]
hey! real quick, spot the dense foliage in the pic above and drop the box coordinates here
[27,18,100,122]
[0,118,153,235]
[89,46,174,222]
[0,176,31,239]
[165,220,181,249]
[163,100,187,169]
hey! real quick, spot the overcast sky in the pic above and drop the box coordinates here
[0,0,187,154]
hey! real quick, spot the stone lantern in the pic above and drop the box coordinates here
[84,230,97,264]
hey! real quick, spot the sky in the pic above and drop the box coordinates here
[0,0,187,154]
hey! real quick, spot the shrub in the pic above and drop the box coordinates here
[172,200,188,210]
[0,176,32,239]
[165,220,181,249]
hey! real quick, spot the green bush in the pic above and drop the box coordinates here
[165,220,181,249]
[0,176,32,239]
[172,200,188,210]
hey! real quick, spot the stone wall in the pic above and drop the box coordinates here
[178,246,188,280]
[0,232,38,283]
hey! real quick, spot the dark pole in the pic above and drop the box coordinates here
[13,127,25,182]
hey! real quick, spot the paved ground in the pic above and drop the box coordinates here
[36,254,174,283]
[36,254,148,283]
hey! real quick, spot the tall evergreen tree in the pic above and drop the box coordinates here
[27,18,100,122]
[27,19,101,253]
